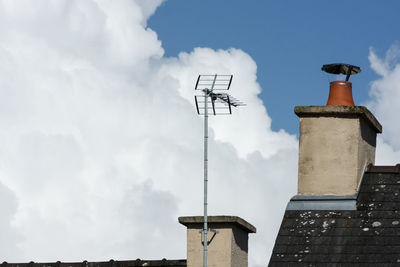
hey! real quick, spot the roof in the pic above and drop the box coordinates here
[269,165,400,266]
[179,215,256,233]
[1,259,187,267]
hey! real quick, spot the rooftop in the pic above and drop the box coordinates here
[1,260,187,267]
[269,165,400,266]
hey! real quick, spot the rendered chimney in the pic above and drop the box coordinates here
[295,64,382,196]
[179,216,256,267]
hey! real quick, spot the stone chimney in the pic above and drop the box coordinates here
[179,216,256,267]
[295,106,382,196]
[293,64,383,197]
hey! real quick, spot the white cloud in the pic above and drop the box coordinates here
[0,1,298,266]
[0,181,21,259]
[375,138,400,165]
[368,45,400,163]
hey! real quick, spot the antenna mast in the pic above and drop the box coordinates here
[194,74,245,267]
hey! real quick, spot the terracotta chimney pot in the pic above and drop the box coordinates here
[326,81,355,106]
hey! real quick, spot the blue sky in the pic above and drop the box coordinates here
[149,1,399,134]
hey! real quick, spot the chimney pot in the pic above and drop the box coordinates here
[326,81,355,106]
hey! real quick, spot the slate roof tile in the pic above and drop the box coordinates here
[269,169,400,266]
[2,260,187,267]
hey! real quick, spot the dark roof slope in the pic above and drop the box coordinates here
[2,259,186,267]
[269,166,400,266]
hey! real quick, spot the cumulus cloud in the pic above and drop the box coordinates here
[0,0,298,266]
[368,45,400,163]
[0,181,21,258]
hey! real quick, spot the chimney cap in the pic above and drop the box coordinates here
[321,63,361,76]
[179,215,256,233]
[294,105,382,133]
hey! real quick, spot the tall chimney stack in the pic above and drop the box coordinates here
[295,64,382,196]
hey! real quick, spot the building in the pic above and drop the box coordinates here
[3,216,256,267]
[8,65,399,267]
[269,70,400,266]
[0,260,187,267]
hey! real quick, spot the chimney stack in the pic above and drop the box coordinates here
[179,216,256,267]
[295,64,382,196]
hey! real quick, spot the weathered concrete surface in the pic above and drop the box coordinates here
[179,216,256,267]
[295,106,382,196]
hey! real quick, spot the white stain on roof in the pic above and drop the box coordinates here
[372,221,382,227]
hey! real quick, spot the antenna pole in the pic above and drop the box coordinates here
[203,87,208,267]
[203,74,217,267]
[194,74,243,267]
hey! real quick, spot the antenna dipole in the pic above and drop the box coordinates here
[194,74,244,267]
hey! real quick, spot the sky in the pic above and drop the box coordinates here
[149,0,400,134]
[0,1,400,267]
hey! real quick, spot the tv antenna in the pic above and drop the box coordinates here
[194,74,245,267]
